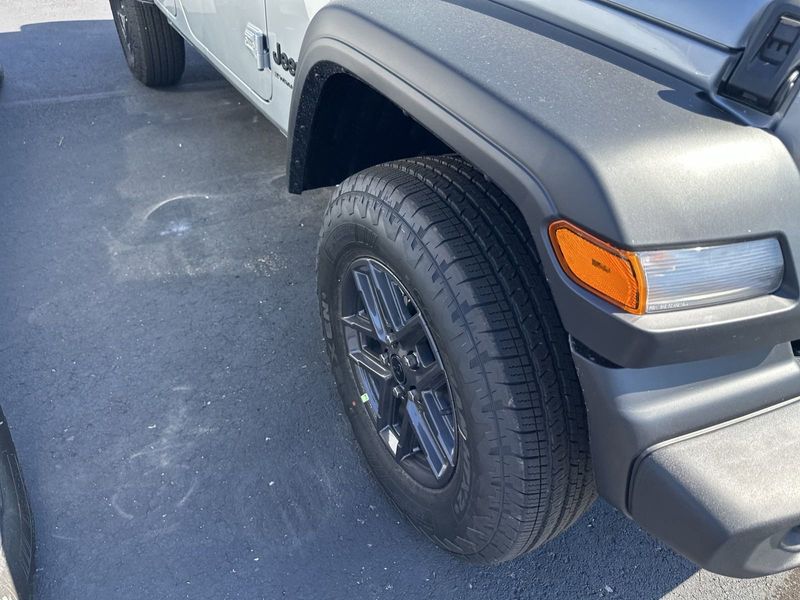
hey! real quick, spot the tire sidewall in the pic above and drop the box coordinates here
[110,0,137,70]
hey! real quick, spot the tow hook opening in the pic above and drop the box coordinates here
[780,526,800,553]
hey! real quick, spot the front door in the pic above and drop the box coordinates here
[179,0,272,101]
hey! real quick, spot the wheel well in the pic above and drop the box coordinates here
[289,71,452,192]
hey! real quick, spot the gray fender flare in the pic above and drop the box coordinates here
[288,0,800,368]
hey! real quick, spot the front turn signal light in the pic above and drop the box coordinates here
[549,219,785,314]
[548,220,646,314]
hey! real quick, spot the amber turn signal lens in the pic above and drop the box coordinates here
[548,220,646,314]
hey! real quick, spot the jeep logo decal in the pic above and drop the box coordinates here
[272,42,296,77]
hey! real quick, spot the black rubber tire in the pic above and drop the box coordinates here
[317,155,596,563]
[110,0,185,87]
[0,405,34,600]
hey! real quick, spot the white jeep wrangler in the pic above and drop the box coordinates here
[111,0,800,578]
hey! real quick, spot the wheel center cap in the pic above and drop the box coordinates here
[389,355,406,385]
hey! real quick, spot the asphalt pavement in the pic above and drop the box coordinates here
[1,2,799,599]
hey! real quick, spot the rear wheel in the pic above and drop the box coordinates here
[317,155,596,562]
[110,0,185,87]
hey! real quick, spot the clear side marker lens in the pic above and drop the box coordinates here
[640,238,784,313]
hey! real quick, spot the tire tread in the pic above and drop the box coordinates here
[111,0,185,87]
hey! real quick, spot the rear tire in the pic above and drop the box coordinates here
[110,0,185,87]
[317,155,596,563]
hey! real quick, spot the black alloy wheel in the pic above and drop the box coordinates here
[340,258,457,487]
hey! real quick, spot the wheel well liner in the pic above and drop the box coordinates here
[288,67,451,192]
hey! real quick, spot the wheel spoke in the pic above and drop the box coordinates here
[394,405,416,462]
[375,382,399,431]
[352,270,392,344]
[420,390,456,466]
[368,263,407,332]
[413,361,446,392]
[349,349,394,426]
[405,401,447,478]
[393,313,426,348]
[348,349,391,381]
[341,313,377,338]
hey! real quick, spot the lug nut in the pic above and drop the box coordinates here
[402,353,419,370]
[392,386,405,399]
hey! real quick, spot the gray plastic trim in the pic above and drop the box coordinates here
[573,342,800,510]
[629,396,800,577]
[628,393,800,512]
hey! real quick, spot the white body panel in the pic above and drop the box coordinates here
[154,0,324,135]
[180,0,273,100]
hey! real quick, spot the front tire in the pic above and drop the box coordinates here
[317,155,596,563]
[110,0,185,87]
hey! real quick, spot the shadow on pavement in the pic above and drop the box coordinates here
[0,19,221,105]
[0,18,704,600]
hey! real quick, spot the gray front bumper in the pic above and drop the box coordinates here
[575,341,800,577]
[630,397,800,577]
